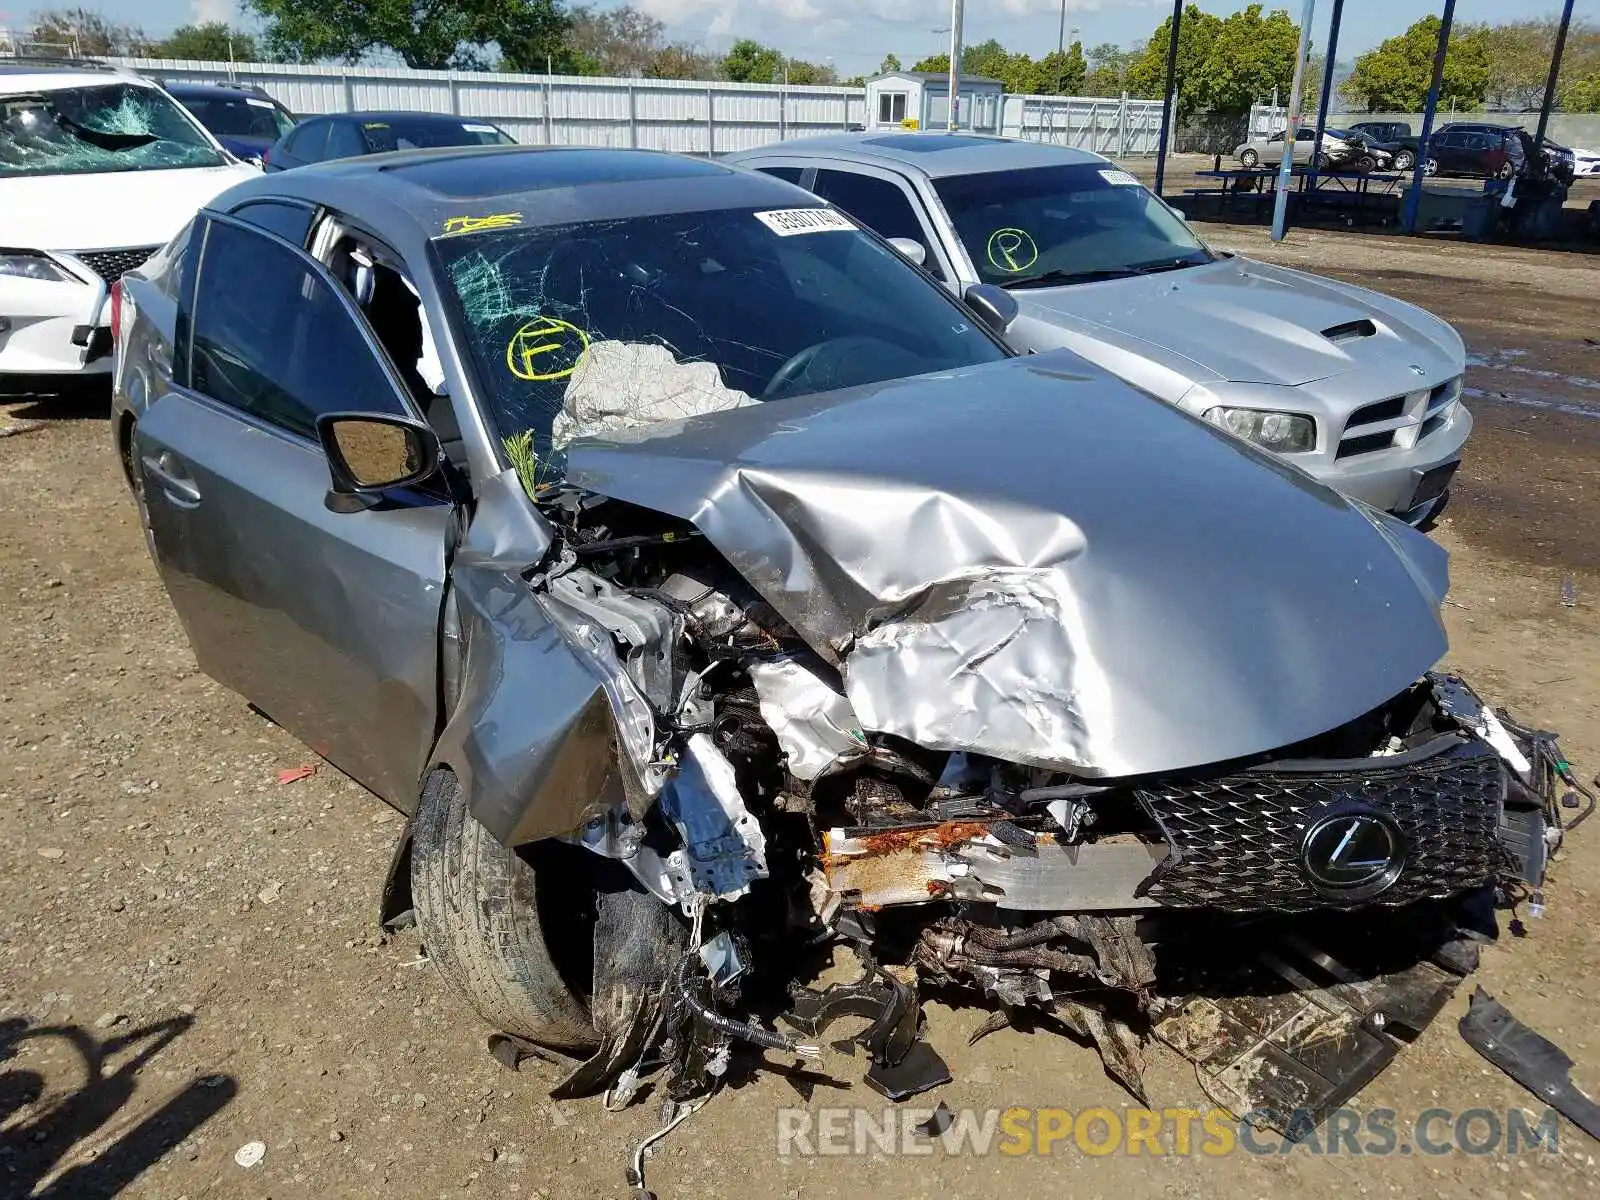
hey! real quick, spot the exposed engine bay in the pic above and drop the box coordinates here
[464,481,1588,1142]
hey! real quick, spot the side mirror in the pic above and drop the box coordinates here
[316,412,440,512]
[887,237,927,267]
[963,282,1019,337]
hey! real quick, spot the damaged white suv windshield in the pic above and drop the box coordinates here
[435,205,1009,466]
[0,81,227,177]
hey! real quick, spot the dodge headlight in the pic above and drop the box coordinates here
[1203,407,1316,453]
[0,253,75,283]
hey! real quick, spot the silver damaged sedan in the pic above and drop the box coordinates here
[109,147,1575,1151]
[725,134,1472,523]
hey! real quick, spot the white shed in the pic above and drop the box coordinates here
[863,71,1003,134]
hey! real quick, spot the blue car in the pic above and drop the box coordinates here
[164,81,297,165]
[261,110,517,171]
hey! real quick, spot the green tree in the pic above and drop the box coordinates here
[247,0,572,71]
[29,6,146,55]
[722,37,783,83]
[1566,75,1600,112]
[1127,4,1224,117]
[563,4,662,76]
[911,53,949,74]
[1194,4,1299,116]
[644,42,720,80]
[1339,15,1491,112]
[151,22,262,61]
[1036,42,1087,95]
[785,59,837,85]
[1481,18,1600,111]
[878,53,902,75]
[1082,41,1136,96]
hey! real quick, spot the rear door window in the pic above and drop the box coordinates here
[326,121,368,161]
[229,200,316,247]
[286,119,329,163]
[188,218,409,439]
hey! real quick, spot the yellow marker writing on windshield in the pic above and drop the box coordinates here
[986,227,1039,274]
[442,212,523,236]
[505,316,590,382]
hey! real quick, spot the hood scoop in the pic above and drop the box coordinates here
[1322,318,1377,344]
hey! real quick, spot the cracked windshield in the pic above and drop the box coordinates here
[436,205,1007,477]
[0,82,226,177]
[935,162,1214,289]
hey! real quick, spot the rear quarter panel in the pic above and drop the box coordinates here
[112,223,192,479]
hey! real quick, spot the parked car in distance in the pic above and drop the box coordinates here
[109,146,1557,1120]
[0,61,258,392]
[1350,120,1412,143]
[1349,121,1422,171]
[1565,144,1600,177]
[164,81,296,166]
[264,110,516,170]
[1232,127,1353,169]
[1333,128,1411,172]
[1427,127,1518,178]
[724,133,1471,523]
[1323,128,1392,172]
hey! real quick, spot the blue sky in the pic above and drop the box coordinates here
[30,0,1572,74]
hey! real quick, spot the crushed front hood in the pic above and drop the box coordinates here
[1016,258,1462,389]
[566,354,1449,777]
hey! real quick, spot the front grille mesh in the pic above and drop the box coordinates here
[1136,739,1506,912]
[73,246,158,283]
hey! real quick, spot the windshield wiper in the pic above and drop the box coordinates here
[1002,267,1141,288]
[1001,257,1207,289]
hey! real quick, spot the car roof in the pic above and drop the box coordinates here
[165,81,277,100]
[728,132,1106,178]
[213,145,824,249]
[0,64,144,92]
[315,110,508,126]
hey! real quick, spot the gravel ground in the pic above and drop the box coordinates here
[3,223,1599,1200]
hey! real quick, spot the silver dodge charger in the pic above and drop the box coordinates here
[108,146,1571,1157]
[725,134,1471,523]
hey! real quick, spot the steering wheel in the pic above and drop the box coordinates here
[762,336,887,399]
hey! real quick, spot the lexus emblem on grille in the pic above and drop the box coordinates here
[1300,803,1407,900]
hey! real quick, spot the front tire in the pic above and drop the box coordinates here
[410,770,598,1052]
[1424,158,1439,177]
[1239,148,1259,168]
[1394,150,1416,171]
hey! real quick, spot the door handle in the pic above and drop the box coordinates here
[141,451,202,506]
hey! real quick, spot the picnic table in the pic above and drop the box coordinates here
[1182,163,1409,227]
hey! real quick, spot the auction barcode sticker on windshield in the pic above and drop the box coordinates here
[754,208,856,236]
[463,123,499,133]
[1098,168,1141,186]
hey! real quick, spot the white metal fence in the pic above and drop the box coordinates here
[1005,92,1164,156]
[103,57,1164,157]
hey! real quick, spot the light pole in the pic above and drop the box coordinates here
[1269,0,1318,242]
[947,0,964,132]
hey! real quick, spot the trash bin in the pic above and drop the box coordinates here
[1461,195,1498,241]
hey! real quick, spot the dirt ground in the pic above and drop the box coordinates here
[4,224,1600,1200]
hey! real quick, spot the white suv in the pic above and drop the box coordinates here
[1,63,257,391]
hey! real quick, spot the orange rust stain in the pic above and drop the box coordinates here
[854,820,993,857]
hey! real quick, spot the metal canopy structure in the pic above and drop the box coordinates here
[1148,0,1584,237]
